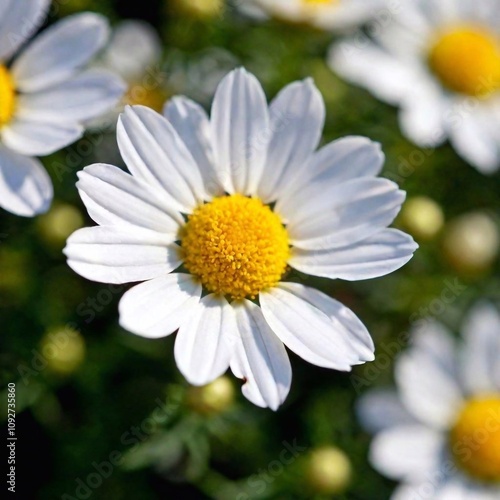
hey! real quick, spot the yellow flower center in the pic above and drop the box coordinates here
[0,65,16,127]
[302,0,335,5]
[300,0,338,10]
[450,395,500,482]
[181,194,290,300]
[123,81,167,113]
[429,25,500,97]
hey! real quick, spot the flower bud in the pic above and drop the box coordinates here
[170,0,224,19]
[40,326,86,376]
[305,446,352,495]
[37,203,84,247]
[401,196,444,240]
[443,212,499,273]
[186,376,235,414]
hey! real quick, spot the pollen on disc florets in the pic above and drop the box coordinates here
[450,395,500,482]
[181,194,290,300]
[0,65,16,127]
[429,25,500,97]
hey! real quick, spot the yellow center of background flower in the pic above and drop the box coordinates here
[300,0,338,10]
[429,25,500,97]
[124,81,167,113]
[450,395,500,482]
[181,194,290,300]
[0,65,16,127]
[302,0,335,5]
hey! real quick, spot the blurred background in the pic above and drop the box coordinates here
[1,0,500,499]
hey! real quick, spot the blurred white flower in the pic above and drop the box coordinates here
[0,1,125,216]
[239,0,386,31]
[329,0,500,173]
[358,303,500,499]
[90,20,166,129]
[64,68,416,410]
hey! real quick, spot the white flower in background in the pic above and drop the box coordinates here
[329,0,500,173]
[0,0,125,217]
[240,0,386,31]
[64,68,417,410]
[358,303,500,499]
[92,19,166,128]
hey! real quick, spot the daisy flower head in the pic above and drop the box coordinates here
[240,0,387,31]
[358,303,500,499]
[91,19,166,128]
[64,68,417,410]
[330,0,500,173]
[0,0,125,217]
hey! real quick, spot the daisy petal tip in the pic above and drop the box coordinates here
[269,402,280,412]
[363,352,376,363]
[35,198,51,216]
[163,94,182,110]
[302,76,317,88]
[122,104,136,116]
[78,164,103,180]
[117,317,147,340]
[72,11,111,45]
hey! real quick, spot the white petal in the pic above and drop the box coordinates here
[1,119,83,156]
[282,178,405,250]
[410,319,458,377]
[0,146,52,217]
[12,13,110,93]
[435,477,484,500]
[174,294,232,385]
[76,163,182,235]
[260,282,374,370]
[314,0,387,30]
[0,0,50,61]
[229,300,291,410]
[395,326,463,429]
[281,136,384,202]
[399,82,447,148]
[449,105,500,174]
[210,68,269,195]
[118,274,201,338]
[328,40,418,106]
[289,229,418,281]
[103,20,162,80]
[117,105,205,213]
[16,69,125,124]
[64,226,181,284]
[356,389,418,434]
[396,475,491,500]
[461,302,500,394]
[257,78,325,202]
[370,425,445,482]
[163,96,223,197]
[391,482,440,500]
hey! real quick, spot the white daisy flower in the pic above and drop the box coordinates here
[64,68,417,410]
[358,303,500,499]
[0,0,125,217]
[91,19,166,128]
[239,0,386,31]
[329,0,500,173]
